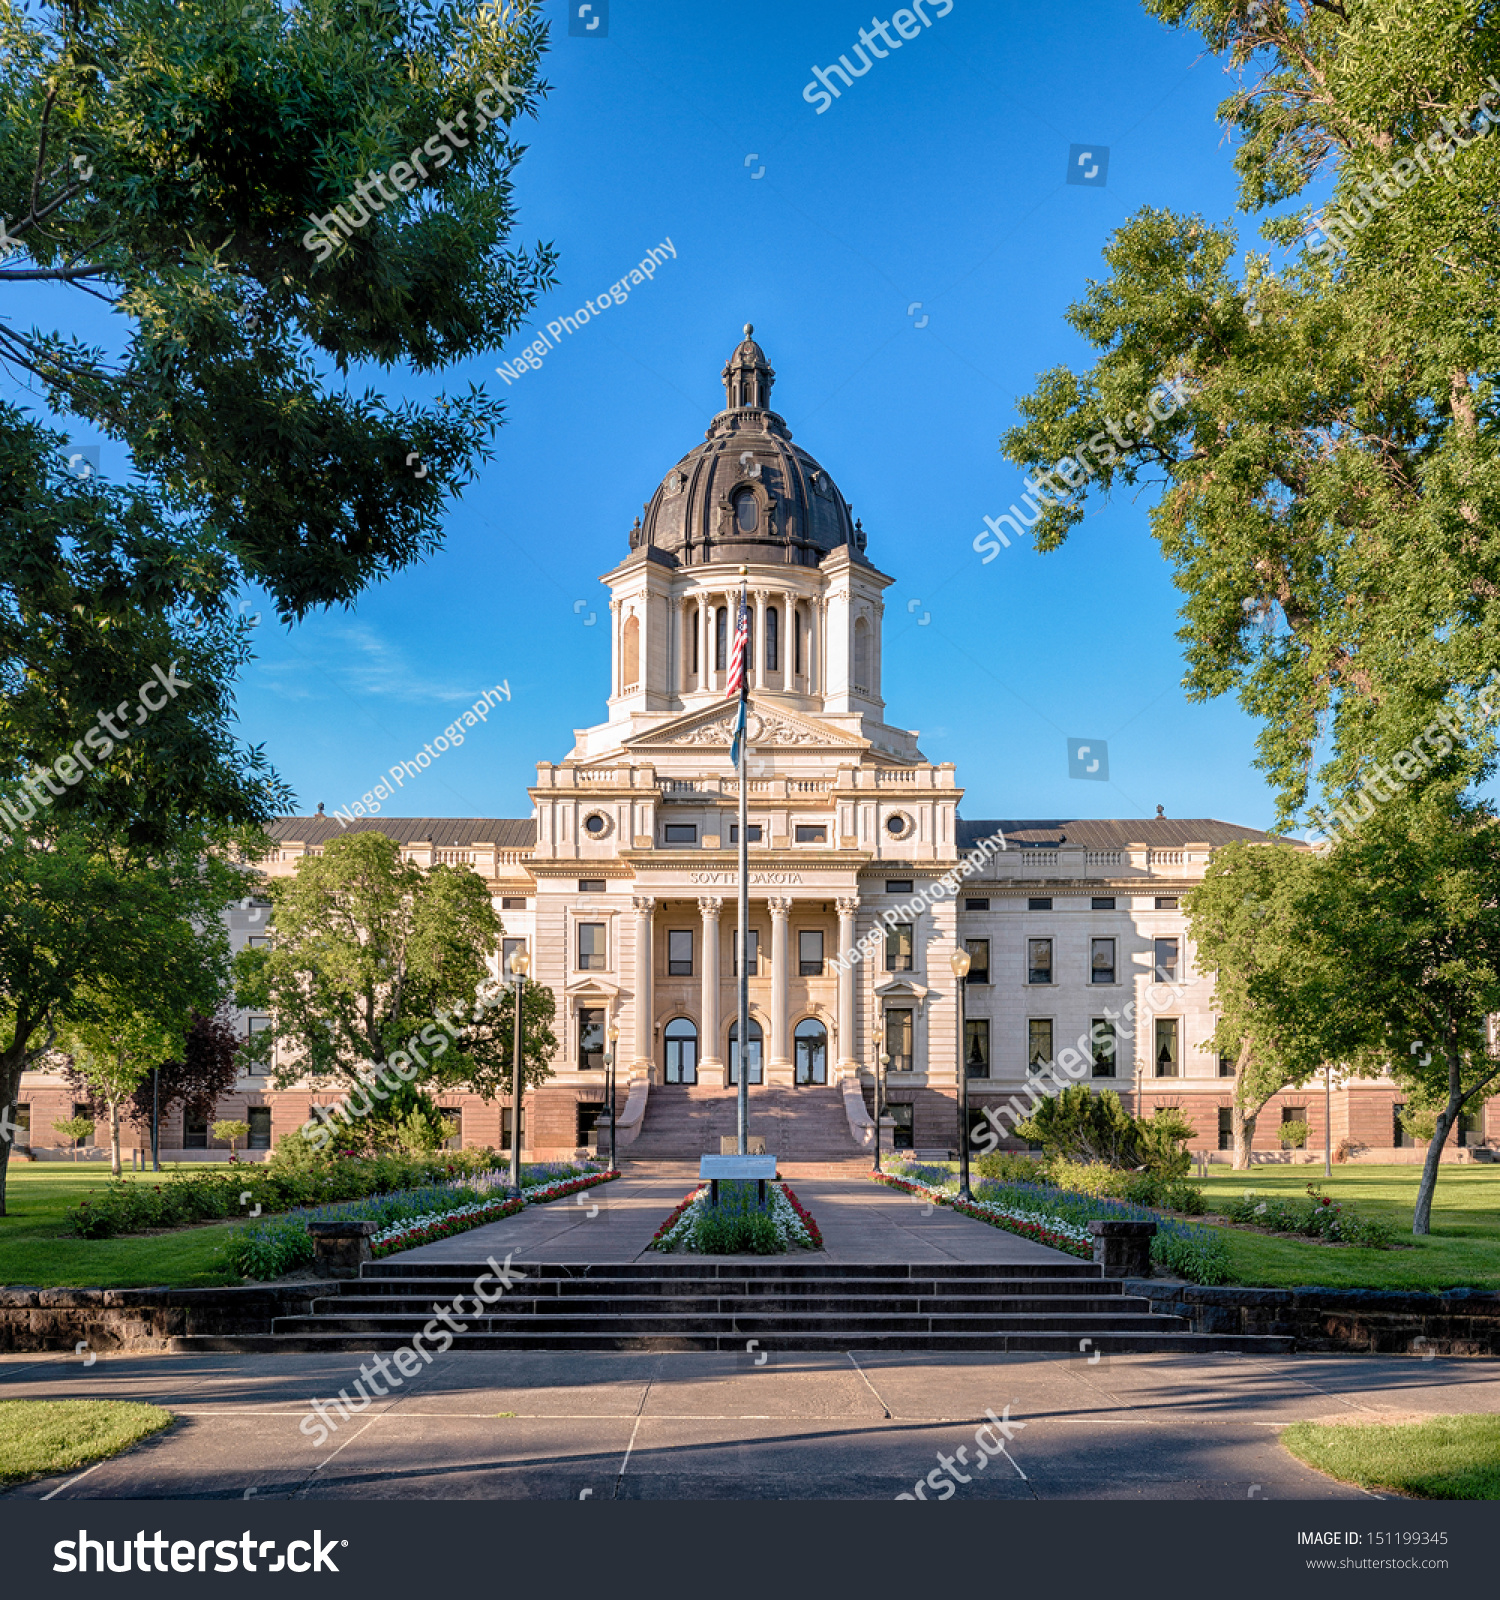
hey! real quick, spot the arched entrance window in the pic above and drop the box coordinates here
[794,1017,827,1086]
[728,1018,763,1085]
[664,1017,698,1085]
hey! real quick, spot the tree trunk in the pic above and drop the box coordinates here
[0,1040,28,1216]
[1232,1104,1259,1169]
[1411,1047,1463,1236]
[109,1098,122,1178]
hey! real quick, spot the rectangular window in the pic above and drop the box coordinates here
[439,1107,462,1151]
[885,923,914,972]
[1154,937,1179,982]
[728,824,763,843]
[502,937,527,975]
[663,825,697,845]
[1219,1049,1237,1078]
[578,1007,605,1071]
[183,1115,208,1149]
[795,608,803,675]
[1027,938,1053,985]
[1092,896,1116,911]
[247,1015,272,1037]
[885,1008,914,1072]
[578,878,606,893]
[885,879,913,895]
[501,1106,526,1151]
[247,1107,272,1150]
[1281,1105,1307,1147]
[1393,1103,1412,1148]
[1027,1018,1053,1071]
[12,1102,29,1147]
[794,825,827,844]
[1155,896,1179,910]
[577,922,607,971]
[1028,897,1052,911]
[69,1102,92,1147]
[965,898,990,911]
[733,928,759,976]
[1090,937,1115,985]
[1154,1017,1180,1076]
[667,929,694,976]
[1218,1105,1234,1152]
[246,934,271,949]
[798,929,824,976]
[965,938,989,984]
[1090,1019,1117,1078]
[964,1018,990,1078]
[888,1101,914,1149]
[501,896,528,910]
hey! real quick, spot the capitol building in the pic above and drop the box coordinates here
[16,330,1489,1163]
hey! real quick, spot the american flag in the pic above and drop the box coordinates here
[725,590,749,700]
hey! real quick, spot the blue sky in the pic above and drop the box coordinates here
[32,1,1294,831]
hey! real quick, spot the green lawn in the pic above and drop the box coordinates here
[0,1400,175,1485]
[0,1164,247,1288]
[1282,1415,1500,1499]
[1200,1165,1500,1291]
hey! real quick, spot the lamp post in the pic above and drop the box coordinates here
[506,947,530,1199]
[1324,1062,1332,1178]
[871,1023,885,1172]
[605,1021,620,1172]
[950,947,972,1202]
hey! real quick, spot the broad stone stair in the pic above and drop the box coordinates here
[627,1084,863,1165]
[175,1259,1294,1355]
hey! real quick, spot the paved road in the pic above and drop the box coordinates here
[5,1346,1495,1500]
[398,1168,1077,1266]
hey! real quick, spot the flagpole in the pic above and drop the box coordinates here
[736,569,750,1156]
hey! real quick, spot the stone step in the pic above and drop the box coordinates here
[301,1294,1153,1318]
[360,1260,1106,1281]
[334,1277,1129,1300]
[175,1330,1295,1355]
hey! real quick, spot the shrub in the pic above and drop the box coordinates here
[1222,1183,1396,1247]
[1135,1107,1195,1180]
[974,1151,1046,1183]
[1048,1158,1206,1215]
[212,1119,249,1153]
[218,1220,315,1280]
[1013,1088,1194,1178]
[1279,1119,1311,1150]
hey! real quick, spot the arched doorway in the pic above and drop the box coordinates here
[727,1018,763,1085]
[664,1018,698,1085]
[794,1018,827,1086]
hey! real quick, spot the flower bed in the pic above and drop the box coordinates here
[1218,1184,1396,1248]
[650,1180,821,1254]
[369,1168,619,1256]
[875,1162,1231,1284]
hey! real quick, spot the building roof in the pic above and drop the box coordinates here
[631,325,868,569]
[956,818,1289,851]
[268,816,536,848]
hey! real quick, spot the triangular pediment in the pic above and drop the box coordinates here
[624,697,868,753]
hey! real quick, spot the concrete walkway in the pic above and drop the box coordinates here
[6,1344,1497,1500]
[391,1167,1077,1267]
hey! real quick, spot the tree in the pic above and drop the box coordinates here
[1000,1,1500,827]
[234,831,556,1135]
[126,1010,244,1169]
[212,1119,249,1156]
[1184,840,1338,1167]
[0,0,557,621]
[51,1114,94,1161]
[62,1007,179,1176]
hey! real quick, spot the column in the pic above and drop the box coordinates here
[836,897,859,1075]
[752,589,766,690]
[768,897,793,1083]
[699,896,724,1085]
[609,598,622,698]
[632,896,654,1077]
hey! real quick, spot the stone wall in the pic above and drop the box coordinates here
[1125,1279,1500,1356]
[0,1285,321,1354]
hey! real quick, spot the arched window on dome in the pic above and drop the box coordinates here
[734,491,758,534]
[621,613,640,690]
[765,606,778,673]
[853,616,872,693]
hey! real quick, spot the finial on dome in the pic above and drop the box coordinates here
[744,322,753,337]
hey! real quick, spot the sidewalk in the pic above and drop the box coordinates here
[391,1167,1076,1267]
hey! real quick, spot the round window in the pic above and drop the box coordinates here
[585,814,606,835]
[886,814,908,836]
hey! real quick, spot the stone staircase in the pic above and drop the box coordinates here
[627,1083,863,1165]
[175,1259,1294,1355]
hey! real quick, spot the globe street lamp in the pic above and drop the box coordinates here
[605,1021,620,1172]
[506,947,531,1199]
[871,1022,885,1172]
[950,947,973,1202]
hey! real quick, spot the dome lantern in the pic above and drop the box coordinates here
[721,322,774,412]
